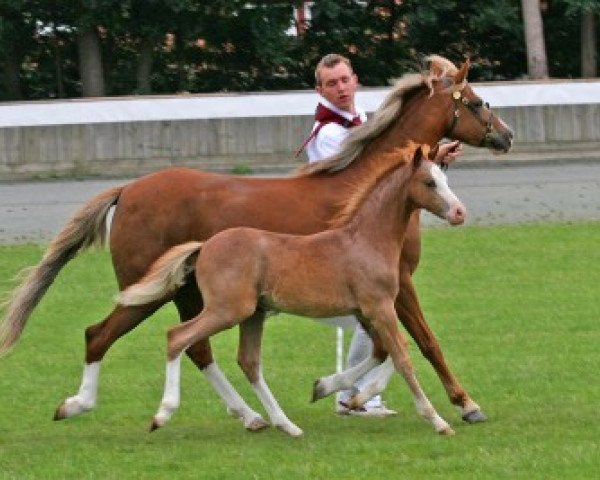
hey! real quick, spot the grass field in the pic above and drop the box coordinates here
[0,222,599,479]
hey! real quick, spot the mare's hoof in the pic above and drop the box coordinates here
[439,426,456,436]
[149,419,162,432]
[245,417,270,432]
[311,379,327,402]
[53,405,67,421]
[462,409,487,423]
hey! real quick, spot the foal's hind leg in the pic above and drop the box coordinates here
[238,311,302,437]
[152,304,255,430]
[54,303,161,420]
[173,283,268,432]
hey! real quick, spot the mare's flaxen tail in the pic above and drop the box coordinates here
[0,186,124,356]
[117,241,203,307]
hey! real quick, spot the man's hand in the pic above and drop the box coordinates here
[435,141,462,169]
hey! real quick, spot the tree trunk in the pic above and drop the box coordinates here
[77,26,105,97]
[2,47,23,100]
[53,40,65,99]
[521,0,549,78]
[581,10,597,78]
[136,37,154,94]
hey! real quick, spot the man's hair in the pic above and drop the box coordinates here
[315,53,353,86]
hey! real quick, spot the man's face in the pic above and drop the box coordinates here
[316,62,358,113]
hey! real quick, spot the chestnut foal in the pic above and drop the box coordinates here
[119,144,466,437]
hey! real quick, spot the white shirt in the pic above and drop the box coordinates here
[306,96,367,163]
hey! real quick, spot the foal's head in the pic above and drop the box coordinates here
[408,145,466,226]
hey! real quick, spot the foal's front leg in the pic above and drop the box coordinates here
[370,301,454,435]
[238,312,303,437]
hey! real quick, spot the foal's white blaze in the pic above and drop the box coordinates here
[59,362,101,417]
[429,163,466,225]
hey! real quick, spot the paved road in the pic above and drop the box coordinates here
[1,161,599,243]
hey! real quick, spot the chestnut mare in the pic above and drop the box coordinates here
[0,56,513,428]
[118,144,466,436]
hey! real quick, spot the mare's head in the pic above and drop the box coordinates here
[419,56,513,153]
[407,144,466,226]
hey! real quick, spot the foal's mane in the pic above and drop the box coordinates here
[295,55,459,177]
[328,142,428,228]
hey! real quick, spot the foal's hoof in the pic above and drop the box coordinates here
[277,423,304,438]
[245,417,270,432]
[311,379,327,402]
[439,426,456,436]
[462,409,488,424]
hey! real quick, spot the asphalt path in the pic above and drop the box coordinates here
[1,161,599,243]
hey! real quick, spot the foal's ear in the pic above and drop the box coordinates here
[413,145,425,170]
[455,58,470,84]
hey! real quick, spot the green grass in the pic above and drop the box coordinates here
[0,222,599,479]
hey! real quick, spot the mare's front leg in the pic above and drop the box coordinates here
[396,269,486,423]
[238,311,302,437]
[369,302,454,435]
[173,282,268,432]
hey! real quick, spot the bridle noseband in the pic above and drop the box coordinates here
[446,86,495,147]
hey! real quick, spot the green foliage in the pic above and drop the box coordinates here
[0,222,599,478]
[0,1,596,100]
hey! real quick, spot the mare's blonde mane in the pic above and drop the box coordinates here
[296,55,460,177]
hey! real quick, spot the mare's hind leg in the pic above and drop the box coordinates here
[173,282,268,432]
[238,311,302,437]
[54,302,161,420]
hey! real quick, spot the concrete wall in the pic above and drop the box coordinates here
[1,84,599,180]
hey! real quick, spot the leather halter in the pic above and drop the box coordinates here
[445,85,495,147]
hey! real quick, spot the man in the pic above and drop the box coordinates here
[299,53,461,417]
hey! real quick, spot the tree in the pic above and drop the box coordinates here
[521,0,549,78]
[403,0,526,81]
[302,0,410,86]
[562,0,600,77]
[0,0,33,100]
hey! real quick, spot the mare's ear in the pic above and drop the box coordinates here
[455,58,470,84]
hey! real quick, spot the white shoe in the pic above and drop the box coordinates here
[336,401,397,417]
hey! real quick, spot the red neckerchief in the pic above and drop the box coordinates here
[295,103,362,157]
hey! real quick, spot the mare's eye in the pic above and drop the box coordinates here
[425,180,436,188]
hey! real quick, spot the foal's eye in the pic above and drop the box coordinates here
[425,180,436,188]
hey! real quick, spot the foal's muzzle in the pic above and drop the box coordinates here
[446,203,467,226]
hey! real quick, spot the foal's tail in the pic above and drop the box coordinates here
[117,241,203,307]
[0,186,124,356]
